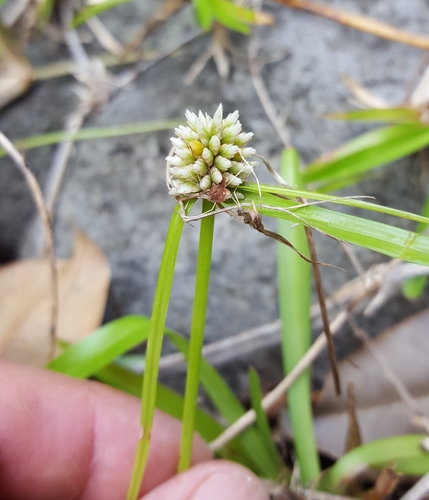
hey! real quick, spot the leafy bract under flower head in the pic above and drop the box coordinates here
[166,104,257,202]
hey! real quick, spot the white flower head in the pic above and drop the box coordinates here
[166,104,257,202]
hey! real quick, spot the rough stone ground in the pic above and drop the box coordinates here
[1,0,428,394]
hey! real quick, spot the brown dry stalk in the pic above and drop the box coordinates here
[209,309,349,451]
[304,225,341,395]
[276,0,429,50]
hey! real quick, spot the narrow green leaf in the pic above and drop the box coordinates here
[239,182,429,227]
[167,330,282,479]
[179,200,215,472]
[95,362,220,441]
[0,120,182,159]
[277,149,320,483]
[248,368,285,474]
[235,184,429,267]
[47,315,149,378]
[96,360,254,469]
[127,201,194,500]
[308,124,425,168]
[192,0,213,30]
[72,0,135,28]
[303,124,429,187]
[319,435,429,492]
[402,192,429,299]
[211,0,255,33]
[326,108,420,123]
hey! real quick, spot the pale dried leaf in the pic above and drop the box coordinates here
[313,309,429,457]
[0,27,34,109]
[343,75,390,109]
[0,232,111,366]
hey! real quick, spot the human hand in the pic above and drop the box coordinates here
[0,360,269,500]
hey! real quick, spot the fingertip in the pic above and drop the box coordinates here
[141,461,269,500]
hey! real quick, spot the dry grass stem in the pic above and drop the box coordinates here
[86,16,125,57]
[0,131,58,359]
[276,0,429,50]
[249,0,291,148]
[342,75,390,110]
[158,320,282,374]
[209,310,348,451]
[305,225,341,395]
[184,24,231,84]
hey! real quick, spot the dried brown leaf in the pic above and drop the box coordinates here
[0,232,111,366]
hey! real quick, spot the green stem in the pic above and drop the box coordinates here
[178,199,215,472]
[126,201,194,500]
[277,149,320,483]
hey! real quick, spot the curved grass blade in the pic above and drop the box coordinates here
[235,185,429,267]
[72,0,135,27]
[308,124,425,166]
[239,182,429,226]
[303,124,429,188]
[319,435,429,493]
[47,315,150,378]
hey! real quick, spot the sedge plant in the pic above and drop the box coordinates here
[43,104,429,497]
[124,104,429,498]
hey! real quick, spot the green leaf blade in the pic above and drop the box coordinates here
[326,107,420,123]
[319,435,429,492]
[47,315,149,378]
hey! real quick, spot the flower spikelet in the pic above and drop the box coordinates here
[166,104,257,201]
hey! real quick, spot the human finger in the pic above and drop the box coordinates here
[0,360,211,500]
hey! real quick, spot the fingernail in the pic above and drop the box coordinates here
[191,470,269,500]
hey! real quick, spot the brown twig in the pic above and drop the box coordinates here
[0,131,58,359]
[255,153,341,392]
[275,0,429,50]
[305,225,341,395]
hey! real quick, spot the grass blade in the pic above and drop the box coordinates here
[98,360,255,469]
[248,367,285,476]
[0,120,182,159]
[277,149,320,483]
[167,330,282,478]
[402,191,429,298]
[319,435,429,492]
[326,107,420,123]
[127,201,194,500]
[236,185,429,266]
[303,124,429,188]
[47,315,150,378]
[239,182,429,226]
[72,0,135,27]
[178,200,215,472]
